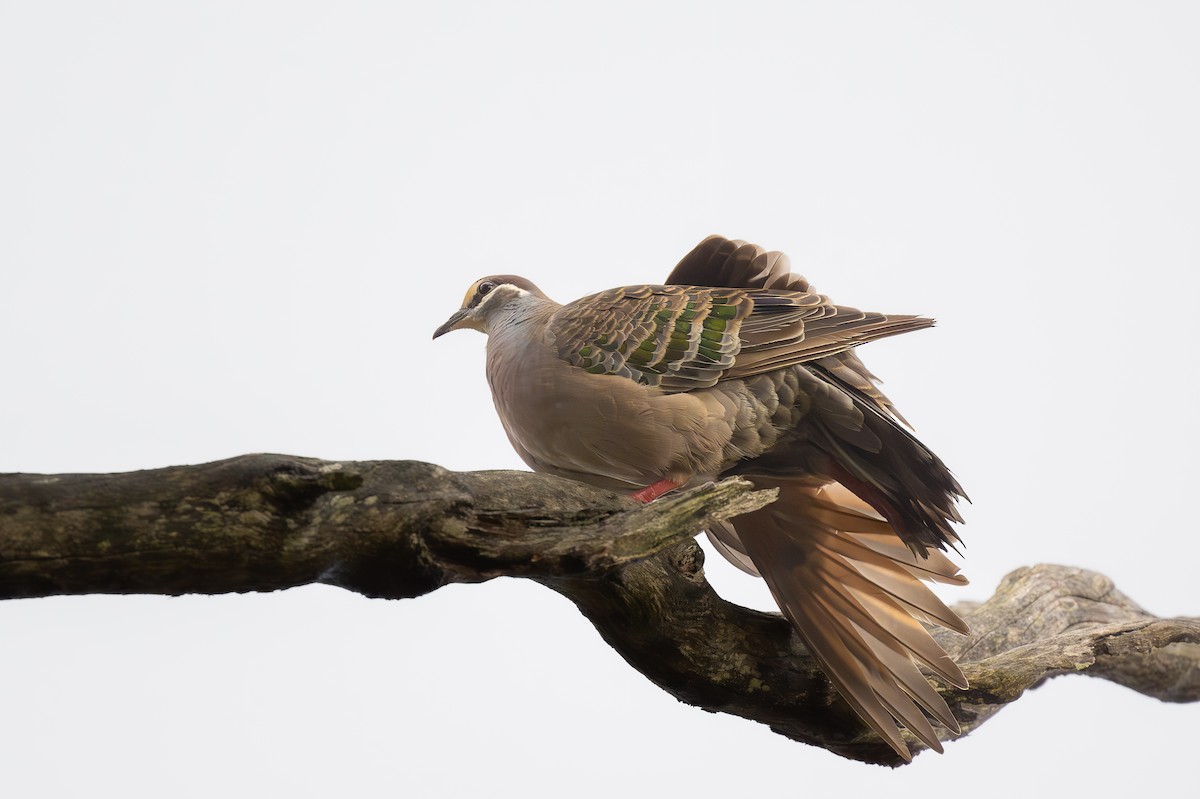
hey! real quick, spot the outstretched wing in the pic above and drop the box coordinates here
[549,283,930,393]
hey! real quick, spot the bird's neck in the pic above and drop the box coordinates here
[484,294,559,340]
[484,297,557,392]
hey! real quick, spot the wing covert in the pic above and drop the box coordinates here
[549,285,754,391]
[549,278,932,393]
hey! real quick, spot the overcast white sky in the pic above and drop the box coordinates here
[2,2,1197,797]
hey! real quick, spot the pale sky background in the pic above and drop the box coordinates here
[2,2,1198,797]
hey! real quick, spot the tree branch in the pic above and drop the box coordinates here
[2,455,1196,764]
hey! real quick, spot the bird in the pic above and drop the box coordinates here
[433,235,969,760]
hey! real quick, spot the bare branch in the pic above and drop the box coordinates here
[0,455,773,599]
[2,455,1196,765]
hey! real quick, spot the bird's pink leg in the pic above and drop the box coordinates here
[629,478,681,504]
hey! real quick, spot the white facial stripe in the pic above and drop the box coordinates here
[474,284,529,312]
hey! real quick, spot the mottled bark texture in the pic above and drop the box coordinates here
[2,455,1196,764]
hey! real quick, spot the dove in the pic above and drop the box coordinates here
[433,235,968,760]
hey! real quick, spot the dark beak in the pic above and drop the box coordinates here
[432,308,470,340]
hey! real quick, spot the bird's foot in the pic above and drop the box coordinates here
[629,478,681,504]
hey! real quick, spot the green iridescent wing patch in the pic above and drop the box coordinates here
[551,285,801,391]
[549,283,933,394]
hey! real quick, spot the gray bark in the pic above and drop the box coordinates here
[2,454,1196,765]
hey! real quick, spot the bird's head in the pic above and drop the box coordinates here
[432,275,549,339]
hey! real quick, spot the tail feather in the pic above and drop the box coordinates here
[813,536,969,637]
[705,520,761,576]
[811,364,967,553]
[854,532,969,586]
[718,479,968,761]
[810,540,969,678]
[804,592,940,755]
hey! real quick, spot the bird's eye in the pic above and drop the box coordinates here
[478,281,496,297]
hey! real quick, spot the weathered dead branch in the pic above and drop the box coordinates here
[2,455,1196,764]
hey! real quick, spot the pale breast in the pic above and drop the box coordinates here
[484,327,737,491]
